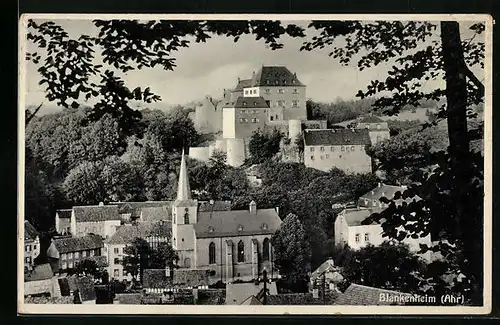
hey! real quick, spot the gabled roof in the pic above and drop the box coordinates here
[334,283,413,305]
[310,258,336,281]
[111,201,173,220]
[140,206,171,222]
[240,295,263,305]
[24,263,53,282]
[357,115,385,123]
[303,129,371,146]
[105,222,171,245]
[251,66,305,87]
[222,96,269,109]
[226,282,278,305]
[52,234,104,254]
[359,184,410,202]
[56,209,72,219]
[195,208,281,238]
[73,205,120,222]
[24,220,39,241]
[340,209,379,227]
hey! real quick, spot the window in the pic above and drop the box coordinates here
[90,250,94,257]
[265,88,270,93]
[68,252,74,259]
[270,116,274,121]
[208,226,215,233]
[311,155,315,161]
[61,253,67,261]
[184,258,191,268]
[262,223,268,230]
[372,201,377,207]
[209,242,216,264]
[239,118,245,123]
[266,80,270,84]
[310,147,315,152]
[263,238,270,261]
[62,262,67,269]
[25,245,28,252]
[325,154,329,159]
[330,146,335,151]
[241,109,246,114]
[252,118,259,123]
[292,100,299,107]
[237,225,243,232]
[83,250,88,257]
[365,125,370,129]
[237,240,245,263]
[275,80,279,84]
[114,269,120,278]
[365,233,370,242]
[283,80,287,84]
[341,146,345,152]
[74,252,80,259]
[184,213,189,224]
[114,258,120,265]
[293,88,298,94]
[68,261,74,268]
[25,257,30,264]
[277,100,285,107]
[28,245,32,251]
[243,102,247,106]
[275,114,278,120]
[355,234,360,243]
[253,89,257,94]
[278,89,284,94]
[252,109,258,114]
[320,155,324,160]
[320,146,325,152]
[122,269,126,277]
[377,124,381,130]
[351,146,355,151]
[33,245,37,250]
[114,247,119,254]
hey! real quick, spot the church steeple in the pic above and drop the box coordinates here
[176,149,191,201]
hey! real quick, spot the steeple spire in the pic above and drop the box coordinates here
[176,149,191,201]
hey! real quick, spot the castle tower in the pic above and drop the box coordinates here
[172,150,198,269]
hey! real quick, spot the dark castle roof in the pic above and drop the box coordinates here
[303,129,371,146]
[222,96,270,109]
[251,66,304,87]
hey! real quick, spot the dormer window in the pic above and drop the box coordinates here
[262,223,268,230]
[208,226,215,233]
[237,225,244,232]
[243,102,247,106]
[266,80,270,84]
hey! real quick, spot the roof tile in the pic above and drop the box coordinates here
[73,205,120,222]
[52,234,104,254]
[304,129,371,146]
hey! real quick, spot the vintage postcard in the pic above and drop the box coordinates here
[18,14,492,315]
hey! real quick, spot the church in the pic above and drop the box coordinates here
[171,151,282,283]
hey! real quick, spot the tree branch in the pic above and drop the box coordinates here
[462,64,485,96]
[26,102,44,125]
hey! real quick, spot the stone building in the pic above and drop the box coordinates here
[355,115,391,145]
[46,234,105,273]
[302,128,372,173]
[171,151,281,283]
[24,220,40,271]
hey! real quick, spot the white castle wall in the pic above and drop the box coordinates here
[189,147,211,162]
[226,138,246,167]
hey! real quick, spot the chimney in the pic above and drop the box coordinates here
[249,200,257,214]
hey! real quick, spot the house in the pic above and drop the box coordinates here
[334,283,421,306]
[46,234,104,273]
[142,268,210,293]
[355,115,391,145]
[303,128,372,173]
[222,96,270,140]
[55,209,72,234]
[223,66,307,122]
[309,258,344,293]
[334,184,432,260]
[111,201,173,223]
[66,204,121,239]
[225,281,278,305]
[170,152,281,283]
[24,220,40,271]
[104,221,171,281]
[24,263,60,297]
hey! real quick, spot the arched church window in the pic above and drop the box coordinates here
[209,242,216,264]
[263,238,270,261]
[237,240,245,263]
[184,213,189,224]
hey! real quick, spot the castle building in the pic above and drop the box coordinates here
[171,151,281,282]
[302,128,372,174]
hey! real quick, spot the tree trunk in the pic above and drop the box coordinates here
[440,21,469,160]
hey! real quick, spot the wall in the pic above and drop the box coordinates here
[24,278,60,297]
[195,234,275,283]
[233,107,268,140]
[304,144,372,173]
[257,85,307,121]
[334,216,348,247]
[58,247,102,270]
[347,224,385,250]
[368,130,391,145]
[189,147,211,162]
[24,237,41,271]
[226,138,246,167]
[194,97,222,134]
[55,214,71,234]
[222,108,236,139]
[105,243,130,281]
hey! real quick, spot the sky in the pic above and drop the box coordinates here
[23,19,485,114]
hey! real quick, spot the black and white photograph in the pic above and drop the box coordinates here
[18,14,492,314]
